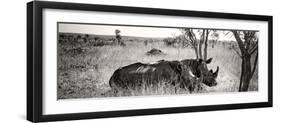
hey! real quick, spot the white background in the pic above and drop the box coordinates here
[0,0,280,123]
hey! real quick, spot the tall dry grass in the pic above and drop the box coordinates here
[57,38,258,99]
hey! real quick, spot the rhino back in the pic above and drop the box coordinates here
[109,61,180,90]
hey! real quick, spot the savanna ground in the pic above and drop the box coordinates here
[57,33,258,99]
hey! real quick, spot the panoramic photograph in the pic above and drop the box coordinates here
[57,23,259,99]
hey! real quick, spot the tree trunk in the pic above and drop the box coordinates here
[198,45,202,59]
[194,47,199,60]
[239,60,244,90]
[198,30,205,59]
[204,30,209,60]
[239,56,252,92]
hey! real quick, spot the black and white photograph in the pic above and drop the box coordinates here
[57,23,259,99]
[25,1,273,122]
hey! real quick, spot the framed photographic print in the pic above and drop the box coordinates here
[27,1,273,122]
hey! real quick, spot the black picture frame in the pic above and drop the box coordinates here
[27,1,273,122]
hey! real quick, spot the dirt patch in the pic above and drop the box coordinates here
[146,48,166,56]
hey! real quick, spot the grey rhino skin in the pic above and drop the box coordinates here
[109,58,219,93]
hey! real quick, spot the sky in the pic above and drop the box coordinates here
[59,23,182,38]
[59,23,236,41]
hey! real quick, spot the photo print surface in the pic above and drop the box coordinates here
[57,22,259,99]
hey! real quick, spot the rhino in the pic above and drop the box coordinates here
[109,58,218,93]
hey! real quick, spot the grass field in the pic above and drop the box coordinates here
[57,33,258,99]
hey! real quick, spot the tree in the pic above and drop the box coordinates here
[115,29,125,46]
[232,31,258,92]
[182,28,210,60]
[210,31,219,48]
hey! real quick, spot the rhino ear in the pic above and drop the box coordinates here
[177,64,182,72]
[206,58,213,64]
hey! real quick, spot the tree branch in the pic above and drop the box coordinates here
[189,30,198,43]
[191,31,198,41]
[244,31,251,50]
[249,40,258,54]
[232,47,242,58]
[232,31,246,55]
[199,29,205,59]
[204,30,209,60]
[250,52,258,79]
[248,32,256,42]
[183,33,195,48]
[189,30,199,48]
[246,32,256,52]
[250,45,258,55]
